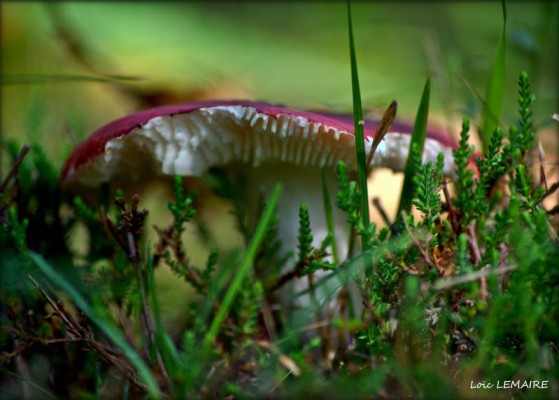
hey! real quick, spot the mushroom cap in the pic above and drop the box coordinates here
[60,99,457,189]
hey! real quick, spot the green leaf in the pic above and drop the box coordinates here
[147,246,180,376]
[347,0,371,247]
[480,0,507,149]
[0,367,59,400]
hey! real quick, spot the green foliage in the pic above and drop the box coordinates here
[336,160,376,249]
[157,176,207,293]
[6,207,29,257]
[411,153,443,230]
[167,175,196,233]
[452,118,477,226]
[294,203,336,277]
[512,71,536,158]
[396,75,431,227]
[297,204,313,263]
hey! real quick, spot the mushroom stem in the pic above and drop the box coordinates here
[240,162,351,331]
[245,163,348,259]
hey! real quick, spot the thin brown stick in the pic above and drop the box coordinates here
[433,265,517,291]
[372,197,392,226]
[402,216,436,271]
[27,275,84,338]
[441,178,458,232]
[130,236,170,386]
[467,224,487,302]
[538,140,548,191]
[123,196,171,387]
[336,287,348,356]
[103,216,128,254]
[0,144,30,194]
[544,182,559,200]
[346,227,357,260]
[27,275,152,394]
[259,296,278,343]
[44,337,87,345]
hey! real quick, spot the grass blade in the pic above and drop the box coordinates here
[29,253,161,399]
[202,183,282,353]
[0,367,60,400]
[396,75,431,226]
[480,0,507,149]
[146,246,180,377]
[347,0,371,242]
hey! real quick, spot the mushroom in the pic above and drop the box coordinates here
[61,99,458,333]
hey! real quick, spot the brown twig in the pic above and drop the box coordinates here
[466,224,487,302]
[433,265,517,291]
[27,275,86,338]
[360,282,385,331]
[103,216,129,254]
[113,195,171,387]
[402,216,437,271]
[270,265,306,292]
[336,286,348,357]
[544,182,559,200]
[346,227,357,260]
[27,275,150,393]
[497,243,510,292]
[538,140,548,191]
[372,197,392,226]
[0,144,30,194]
[153,222,204,290]
[441,178,459,233]
[258,296,278,344]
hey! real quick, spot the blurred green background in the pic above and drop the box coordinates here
[2,2,558,161]
[2,1,558,331]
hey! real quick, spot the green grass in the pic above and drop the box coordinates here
[347,0,371,248]
[480,0,507,149]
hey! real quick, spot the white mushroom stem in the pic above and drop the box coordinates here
[243,163,348,259]
[241,162,350,329]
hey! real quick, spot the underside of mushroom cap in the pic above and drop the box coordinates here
[60,100,456,190]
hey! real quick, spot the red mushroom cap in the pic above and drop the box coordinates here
[61,100,459,189]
